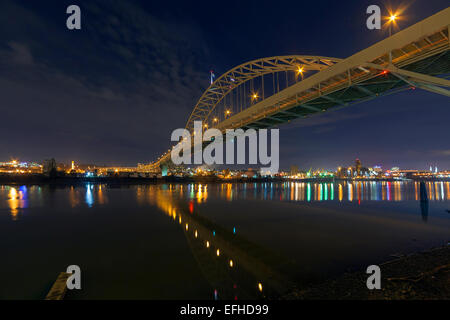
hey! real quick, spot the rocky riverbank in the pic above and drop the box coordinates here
[283,246,450,300]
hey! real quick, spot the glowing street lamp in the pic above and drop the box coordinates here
[388,14,397,36]
[386,10,402,62]
[386,8,402,36]
[297,66,304,80]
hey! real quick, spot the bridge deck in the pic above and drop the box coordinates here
[243,50,450,130]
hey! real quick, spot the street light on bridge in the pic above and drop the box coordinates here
[297,66,304,80]
[388,13,397,36]
[386,9,402,62]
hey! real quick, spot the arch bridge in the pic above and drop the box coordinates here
[140,8,450,173]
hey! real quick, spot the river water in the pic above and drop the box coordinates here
[0,181,449,299]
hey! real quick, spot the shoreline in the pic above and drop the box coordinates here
[283,245,450,300]
[0,175,449,186]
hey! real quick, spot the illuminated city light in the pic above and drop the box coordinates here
[258,283,263,292]
[216,249,220,256]
[229,260,234,267]
[206,241,210,248]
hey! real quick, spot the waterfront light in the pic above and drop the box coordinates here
[206,241,210,248]
[216,249,220,256]
[229,260,233,267]
[258,283,263,292]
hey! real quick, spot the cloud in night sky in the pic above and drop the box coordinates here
[0,0,211,165]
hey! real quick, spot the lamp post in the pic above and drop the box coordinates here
[388,14,397,64]
[388,14,397,37]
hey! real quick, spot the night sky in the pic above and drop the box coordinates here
[0,0,449,170]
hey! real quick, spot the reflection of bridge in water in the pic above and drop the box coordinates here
[139,184,299,299]
[135,181,449,298]
[140,8,450,173]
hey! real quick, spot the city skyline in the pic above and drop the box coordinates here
[0,157,448,174]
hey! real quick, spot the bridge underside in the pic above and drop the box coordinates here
[242,50,450,130]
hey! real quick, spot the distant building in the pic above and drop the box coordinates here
[43,158,57,176]
[355,159,362,176]
[290,165,299,176]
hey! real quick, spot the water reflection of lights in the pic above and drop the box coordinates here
[147,181,450,203]
[8,187,19,220]
[3,181,449,223]
[7,186,28,220]
[85,184,94,208]
[148,186,280,299]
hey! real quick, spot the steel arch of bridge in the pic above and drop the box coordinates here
[185,55,342,132]
[140,7,450,173]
